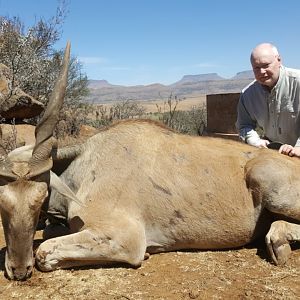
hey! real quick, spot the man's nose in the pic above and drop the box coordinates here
[257,67,266,74]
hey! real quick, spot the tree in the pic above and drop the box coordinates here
[0,1,89,136]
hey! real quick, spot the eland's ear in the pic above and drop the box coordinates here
[49,171,85,207]
[51,144,82,176]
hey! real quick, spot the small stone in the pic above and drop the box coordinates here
[189,290,200,299]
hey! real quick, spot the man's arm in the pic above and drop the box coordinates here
[236,94,269,148]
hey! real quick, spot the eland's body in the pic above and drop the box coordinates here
[36,120,300,271]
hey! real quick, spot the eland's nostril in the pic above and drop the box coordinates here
[15,275,28,281]
[26,266,33,277]
[26,269,33,279]
[8,265,33,281]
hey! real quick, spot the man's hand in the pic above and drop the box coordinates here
[256,139,270,148]
[279,145,300,157]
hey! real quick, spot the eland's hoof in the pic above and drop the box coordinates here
[274,243,291,266]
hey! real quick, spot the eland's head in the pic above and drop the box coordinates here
[0,42,70,280]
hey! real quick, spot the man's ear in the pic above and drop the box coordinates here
[277,54,282,64]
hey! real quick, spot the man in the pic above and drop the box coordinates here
[236,43,300,157]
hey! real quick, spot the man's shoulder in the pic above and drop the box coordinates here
[241,79,261,94]
[239,80,265,105]
[284,66,300,79]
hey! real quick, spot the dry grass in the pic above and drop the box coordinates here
[139,95,207,113]
[93,95,207,115]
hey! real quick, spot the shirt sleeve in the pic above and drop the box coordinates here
[244,129,264,147]
[236,93,260,145]
[295,138,300,147]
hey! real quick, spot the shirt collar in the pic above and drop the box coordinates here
[273,66,285,92]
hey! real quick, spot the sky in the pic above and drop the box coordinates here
[1,0,300,86]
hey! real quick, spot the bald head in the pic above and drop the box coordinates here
[250,43,281,89]
[251,43,279,64]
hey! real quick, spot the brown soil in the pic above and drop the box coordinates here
[0,225,300,300]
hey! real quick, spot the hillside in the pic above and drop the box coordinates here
[171,73,225,85]
[231,70,254,80]
[85,71,254,103]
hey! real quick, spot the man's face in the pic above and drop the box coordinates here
[251,51,281,89]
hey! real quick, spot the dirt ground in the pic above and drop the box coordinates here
[0,224,300,300]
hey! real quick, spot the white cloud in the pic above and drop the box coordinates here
[78,56,108,64]
[78,57,131,71]
[103,66,131,71]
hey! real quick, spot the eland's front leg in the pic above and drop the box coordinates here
[36,222,147,271]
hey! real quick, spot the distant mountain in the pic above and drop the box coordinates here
[231,70,254,80]
[88,80,114,89]
[84,71,255,104]
[172,73,225,86]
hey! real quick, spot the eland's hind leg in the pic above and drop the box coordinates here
[265,221,300,265]
[263,188,300,265]
[246,155,300,265]
[261,183,300,265]
[36,219,146,271]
